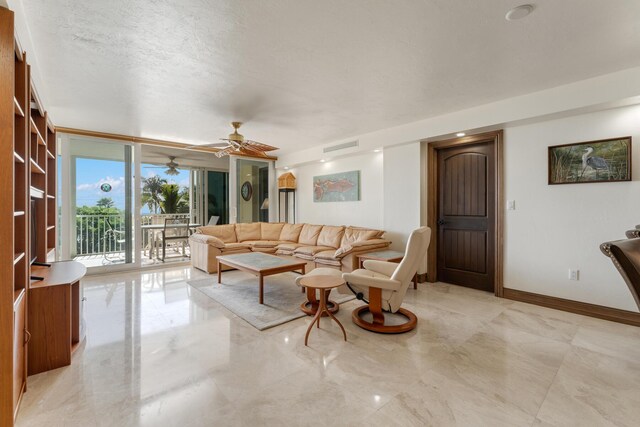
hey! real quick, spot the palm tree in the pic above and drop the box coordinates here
[96,197,114,208]
[178,186,190,213]
[160,184,188,214]
[142,175,167,213]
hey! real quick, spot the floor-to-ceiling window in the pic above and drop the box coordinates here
[58,135,231,272]
[139,146,230,265]
[59,135,136,270]
[140,153,192,265]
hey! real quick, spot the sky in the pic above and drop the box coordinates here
[74,158,190,213]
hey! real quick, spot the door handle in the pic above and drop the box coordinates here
[437,219,446,226]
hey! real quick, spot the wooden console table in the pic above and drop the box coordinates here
[28,261,87,375]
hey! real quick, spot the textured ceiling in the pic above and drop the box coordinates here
[19,0,640,154]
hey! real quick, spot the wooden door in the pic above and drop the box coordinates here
[437,141,495,292]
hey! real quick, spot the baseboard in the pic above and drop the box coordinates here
[503,288,640,327]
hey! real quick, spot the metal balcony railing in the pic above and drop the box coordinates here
[75,213,191,256]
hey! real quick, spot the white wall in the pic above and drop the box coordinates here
[282,104,640,312]
[279,144,422,259]
[284,151,384,229]
[383,143,421,251]
[504,104,640,312]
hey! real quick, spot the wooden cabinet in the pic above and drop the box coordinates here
[12,290,26,414]
[28,262,87,375]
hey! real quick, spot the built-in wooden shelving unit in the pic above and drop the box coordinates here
[46,121,57,261]
[1,7,58,425]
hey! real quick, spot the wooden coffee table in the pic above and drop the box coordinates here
[217,252,307,304]
[299,275,347,346]
[357,250,419,289]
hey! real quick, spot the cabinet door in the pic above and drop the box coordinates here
[13,293,26,412]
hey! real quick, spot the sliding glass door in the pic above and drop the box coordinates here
[234,158,272,223]
[59,135,136,270]
[58,135,233,271]
[190,169,229,226]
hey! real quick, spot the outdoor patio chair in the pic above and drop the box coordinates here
[156,217,190,261]
[102,218,126,264]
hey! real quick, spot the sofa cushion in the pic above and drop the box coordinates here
[276,242,303,255]
[298,224,323,246]
[252,246,277,254]
[189,233,225,249]
[353,226,384,239]
[313,251,342,267]
[334,238,390,258]
[197,224,237,243]
[236,222,262,242]
[261,223,285,240]
[245,240,282,248]
[223,242,252,250]
[341,226,382,247]
[314,249,338,259]
[293,246,334,257]
[317,225,345,249]
[279,223,304,242]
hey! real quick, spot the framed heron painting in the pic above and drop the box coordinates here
[548,137,632,185]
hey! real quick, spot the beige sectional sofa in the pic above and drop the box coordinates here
[189,222,391,274]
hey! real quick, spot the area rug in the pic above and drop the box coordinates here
[187,271,355,331]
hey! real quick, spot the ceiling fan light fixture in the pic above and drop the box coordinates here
[228,121,245,143]
[165,168,179,176]
[505,4,534,21]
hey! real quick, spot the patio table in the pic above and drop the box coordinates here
[142,223,200,259]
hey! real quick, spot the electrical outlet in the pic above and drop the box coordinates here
[568,269,579,281]
[507,200,516,210]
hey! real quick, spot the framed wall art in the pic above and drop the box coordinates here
[548,136,631,184]
[313,170,360,202]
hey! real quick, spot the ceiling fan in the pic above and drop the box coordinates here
[192,122,278,158]
[144,156,180,176]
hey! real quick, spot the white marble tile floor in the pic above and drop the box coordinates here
[15,267,640,427]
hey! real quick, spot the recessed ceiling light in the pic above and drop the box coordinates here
[456,132,466,137]
[284,166,289,170]
[374,149,381,153]
[320,159,326,163]
[505,4,534,21]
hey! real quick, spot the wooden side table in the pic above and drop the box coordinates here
[300,286,339,316]
[357,250,419,289]
[299,275,347,346]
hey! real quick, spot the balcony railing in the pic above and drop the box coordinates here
[75,213,191,256]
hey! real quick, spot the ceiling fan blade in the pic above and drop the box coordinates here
[241,144,268,154]
[244,140,278,151]
[185,142,230,149]
[214,146,237,158]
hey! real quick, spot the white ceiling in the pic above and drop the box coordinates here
[18,0,640,155]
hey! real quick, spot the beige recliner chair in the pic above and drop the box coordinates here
[341,226,431,333]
